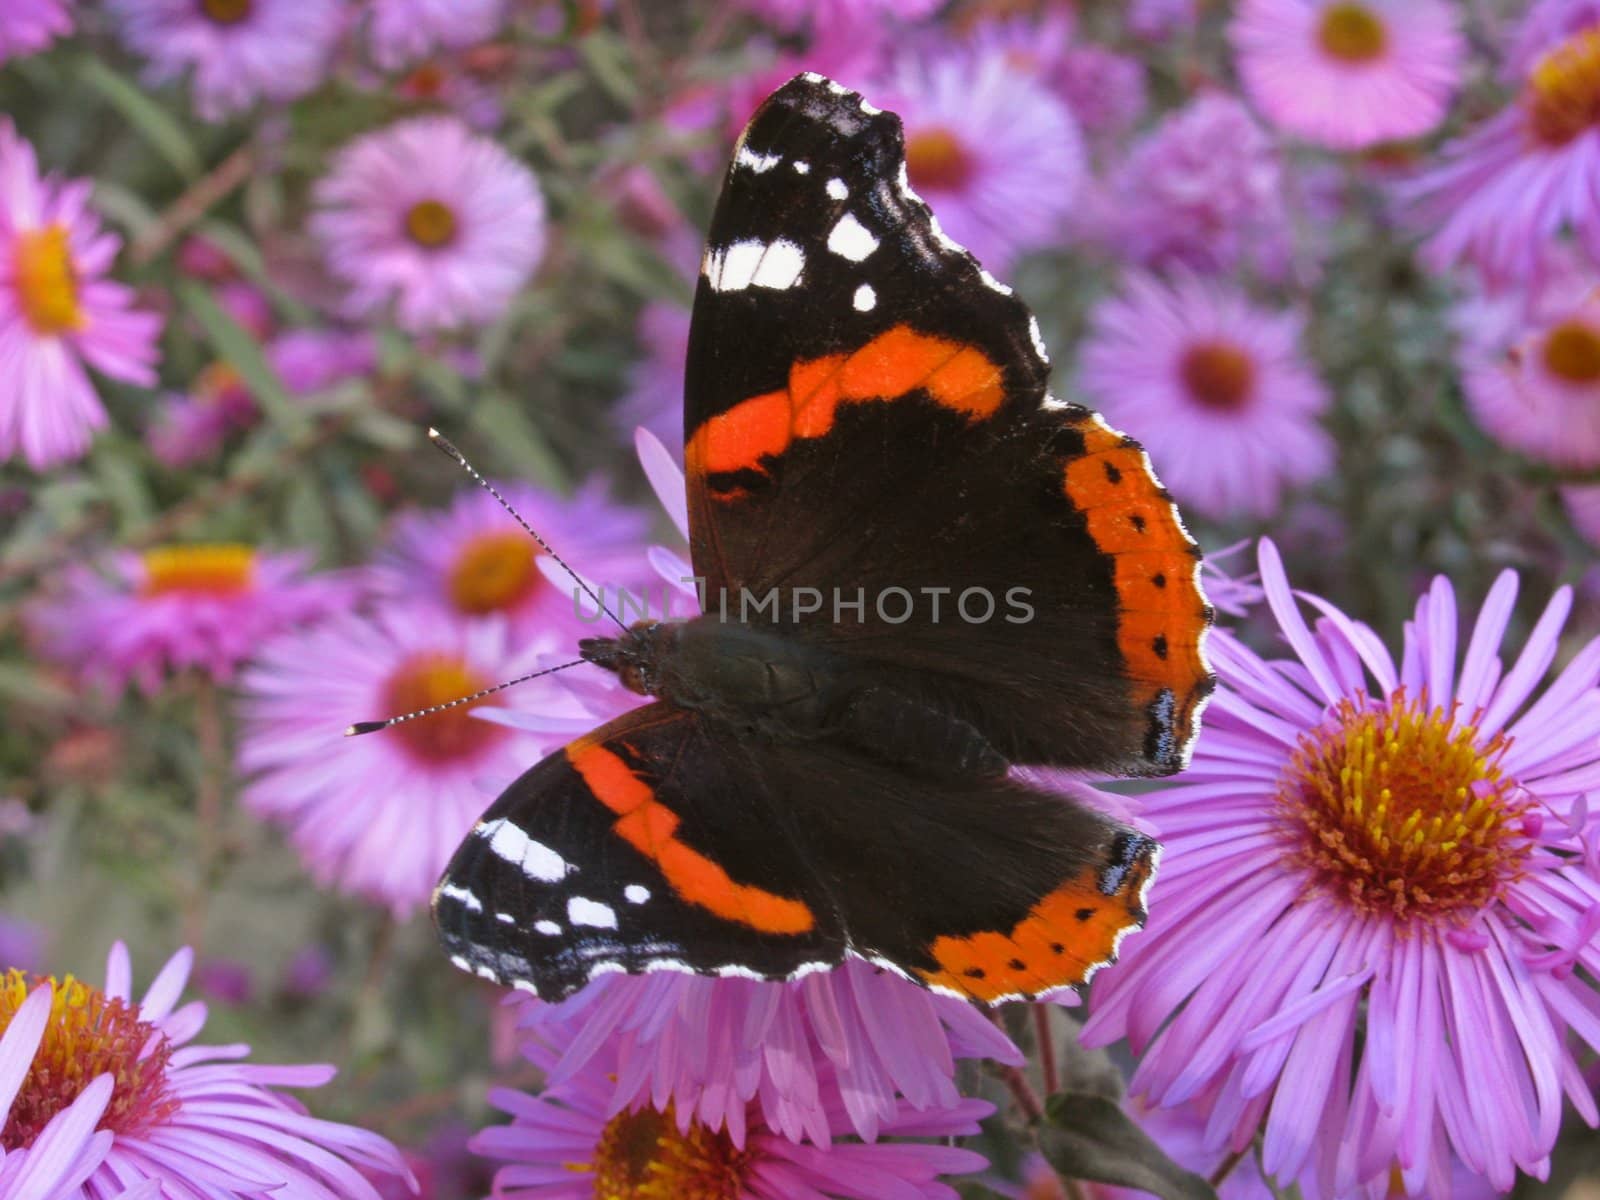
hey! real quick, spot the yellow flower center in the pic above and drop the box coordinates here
[404,200,459,249]
[1277,693,1533,922]
[1525,27,1600,147]
[15,225,83,337]
[1179,341,1256,412]
[905,128,976,193]
[447,532,542,616]
[575,1104,748,1200]
[140,544,257,597]
[380,652,505,764]
[199,0,252,24]
[0,971,178,1151]
[1541,318,1600,383]
[1316,3,1388,64]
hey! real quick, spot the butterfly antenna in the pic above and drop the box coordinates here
[346,659,586,737]
[426,427,627,632]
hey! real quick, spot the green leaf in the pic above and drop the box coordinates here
[78,58,203,181]
[178,281,310,437]
[1040,1092,1219,1200]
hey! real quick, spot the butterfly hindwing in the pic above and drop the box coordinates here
[433,703,846,996]
[685,74,1213,776]
[434,702,1156,1002]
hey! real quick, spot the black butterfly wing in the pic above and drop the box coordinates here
[434,702,1155,1003]
[684,74,1213,777]
[433,702,845,998]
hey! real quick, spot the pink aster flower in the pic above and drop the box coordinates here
[869,45,1084,272]
[1090,93,1293,278]
[1078,272,1333,520]
[105,0,345,123]
[1230,0,1464,151]
[312,117,546,332]
[1402,16,1600,288]
[0,945,411,1200]
[735,0,939,35]
[0,0,71,63]
[0,121,161,470]
[237,602,633,916]
[512,958,1022,1148]
[474,1030,989,1199]
[1130,0,1200,40]
[367,0,506,69]
[30,545,351,694]
[1462,288,1600,469]
[1083,540,1600,1198]
[369,480,651,643]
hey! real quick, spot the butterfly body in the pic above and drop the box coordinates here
[433,73,1215,1005]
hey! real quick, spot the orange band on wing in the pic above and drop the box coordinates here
[567,740,816,935]
[1060,414,1211,756]
[687,324,1005,479]
[916,851,1155,1003]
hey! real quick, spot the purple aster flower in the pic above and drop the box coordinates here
[511,957,1022,1147]
[0,945,411,1200]
[312,117,546,332]
[1078,271,1333,520]
[1056,45,1148,145]
[869,44,1084,272]
[615,302,690,454]
[1506,0,1600,82]
[1563,482,1600,546]
[105,0,345,123]
[1089,93,1293,278]
[237,602,635,916]
[1083,540,1600,1198]
[473,1029,990,1199]
[369,480,651,643]
[0,120,161,470]
[1463,290,1600,468]
[0,0,70,63]
[1402,16,1600,288]
[367,0,506,69]
[734,0,939,35]
[1230,0,1464,150]
[30,545,351,694]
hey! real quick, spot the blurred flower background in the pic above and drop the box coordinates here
[4,1,1600,1198]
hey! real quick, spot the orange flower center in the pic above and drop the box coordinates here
[905,128,976,193]
[140,544,257,597]
[1316,3,1388,63]
[404,200,459,249]
[15,225,82,337]
[1525,27,1600,147]
[380,652,504,764]
[199,0,252,24]
[1179,341,1256,412]
[0,971,179,1151]
[1276,693,1533,922]
[1541,318,1600,383]
[575,1104,748,1200]
[447,532,541,616]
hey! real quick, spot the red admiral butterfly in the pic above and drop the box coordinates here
[430,74,1214,1004]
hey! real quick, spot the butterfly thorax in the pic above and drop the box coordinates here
[579,618,1008,776]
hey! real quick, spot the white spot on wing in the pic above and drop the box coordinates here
[1028,316,1051,365]
[495,911,515,924]
[706,238,805,292]
[736,146,782,173]
[624,884,651,904]
[979,268,1013,296]
[853,283,876,311]
[751,239,806,289]
[826,178,848,201]
[828,213,879,262]
[568,897,618,929]
[534,919,562,936]
[480,819,570,883]
[436,883,483,913]
[859,97,882,115]
[793,159,810,174]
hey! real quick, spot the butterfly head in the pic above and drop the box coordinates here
[579,621,672,697]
